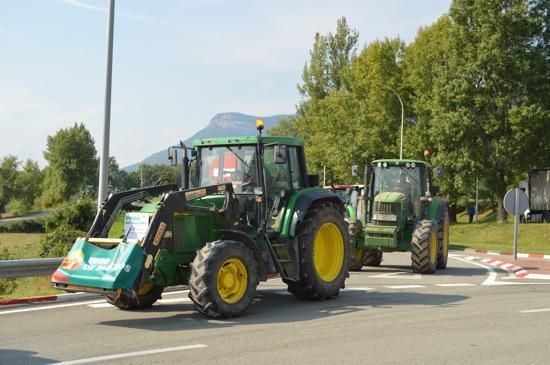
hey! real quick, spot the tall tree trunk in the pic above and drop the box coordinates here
[448,203,457,223]
[496,196,508,223]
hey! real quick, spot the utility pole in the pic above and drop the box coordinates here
[97,0,115,209]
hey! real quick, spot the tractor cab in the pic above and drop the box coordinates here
[369,160,431,223]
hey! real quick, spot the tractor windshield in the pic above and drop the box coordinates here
[373,165,421,199]
[198,145,258,193]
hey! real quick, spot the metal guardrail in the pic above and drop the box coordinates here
[0,258,63,279]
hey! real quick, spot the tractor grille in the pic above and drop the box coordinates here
[372,202,400,226]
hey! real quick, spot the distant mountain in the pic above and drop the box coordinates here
[123,112,291,172]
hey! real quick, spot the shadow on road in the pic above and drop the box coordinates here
[99,289,469,332]
[0,349,57,365]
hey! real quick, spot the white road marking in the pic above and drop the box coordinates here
[0,300,106,315]
[384,285,426,289]
[435,283,476,287]
[520,308,550,313]
[521,273,550,280]
[343,287,376,292]
[370,272,422,280]
[88,303,112,308]
[159,297,192,304]
[450,256,513,286]
[50,344,207,364]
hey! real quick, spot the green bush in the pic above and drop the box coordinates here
[45,199,95,233]
[6,198,31,217]
[0,242,18,296]
[0,219,45,233]
[39,225,85,258]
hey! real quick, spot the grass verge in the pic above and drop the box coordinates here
[450,211,550,254]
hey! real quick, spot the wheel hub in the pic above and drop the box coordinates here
[217,258,248,304]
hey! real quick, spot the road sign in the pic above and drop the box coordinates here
[503,188,529,260]
[503,188,529,216]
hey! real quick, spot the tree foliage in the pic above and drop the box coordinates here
[272,4,549,222]
[41,123,97,207]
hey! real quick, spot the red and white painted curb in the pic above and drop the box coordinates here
[464,248,550,260]
[480,258,530,278]
[0,292,101,306]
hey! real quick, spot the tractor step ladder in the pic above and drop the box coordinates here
[269,242,298,280]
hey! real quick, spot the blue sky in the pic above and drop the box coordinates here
[0,0,451,167]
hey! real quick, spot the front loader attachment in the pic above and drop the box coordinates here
[51,238,144,292]
[51,183,239,295]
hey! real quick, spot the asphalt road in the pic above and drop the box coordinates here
[1,251,550,365]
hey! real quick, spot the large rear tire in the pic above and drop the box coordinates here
[106,283,164,310]
[411,220,437,274]
[286,203,350,300]
[436,209,449,270]
[363,249,383,267]
[188,240,258,319]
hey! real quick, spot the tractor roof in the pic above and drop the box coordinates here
[193,136,303,147]
[371,159,429,167]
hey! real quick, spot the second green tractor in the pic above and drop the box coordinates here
[341,159,449,274]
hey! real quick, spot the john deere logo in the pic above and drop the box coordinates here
[60,250,84,270]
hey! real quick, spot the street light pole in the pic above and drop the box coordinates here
[97,0,115,210]
[383,85,404,160]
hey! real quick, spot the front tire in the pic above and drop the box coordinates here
[436,209,449,270]
[363,249,383,267]
[411,220,437,274]
[106,283,164,310]
[286,203,350,300]
[188,240,258,319]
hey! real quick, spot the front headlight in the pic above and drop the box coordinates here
[373,213,397,221]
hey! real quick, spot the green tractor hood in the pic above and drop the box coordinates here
[51,238,144,291]
[374,191,406,203]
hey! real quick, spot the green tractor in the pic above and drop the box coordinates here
[51,121,350,318]
[347,159,449,274]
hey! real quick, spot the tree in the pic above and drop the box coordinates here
[426,0,550,222]
[41,123,97,206]
[6,159,44,215]
[298,17,359,104]
[0,156,19,212]
[292,36,407,183]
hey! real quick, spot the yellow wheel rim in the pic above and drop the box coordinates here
[313,222,344,282]
[430,230,437,264]
[137,281,154,296]
[217,258,248,304]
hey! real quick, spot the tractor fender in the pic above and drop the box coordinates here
[217,229,268,281]
[428,198,448,222]
[288,190,345,237]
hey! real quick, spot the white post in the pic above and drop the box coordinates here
[475,174,479,224]
[513,188,519,260]
[323,166,326,187]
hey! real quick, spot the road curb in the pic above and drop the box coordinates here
[479,258,530,278]
[460,248,550,260]
[0,292,102,306]
[0,285,188,307]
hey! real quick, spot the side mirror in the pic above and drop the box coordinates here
[351,165,359,177]
[168,148,178,166]
[434,166,445,179]
[274,145,287,164]
[308,174,320,187]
